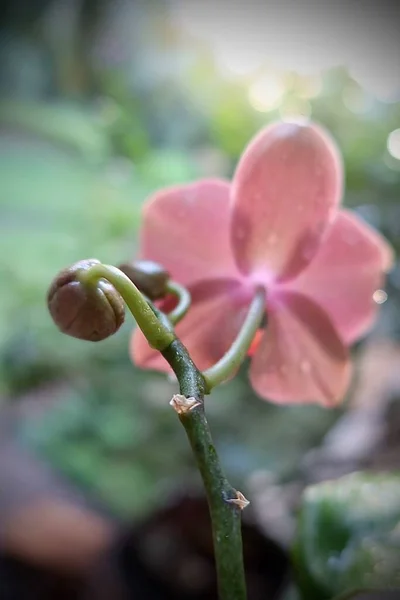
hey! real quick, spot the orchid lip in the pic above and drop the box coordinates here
[248,268,276,290]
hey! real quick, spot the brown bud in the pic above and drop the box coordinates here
[47,259,125,341]
[117,260,169,300]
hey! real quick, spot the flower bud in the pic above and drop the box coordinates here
[117,260,169,300]
[47,259,125,341]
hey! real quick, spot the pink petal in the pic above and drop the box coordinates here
[131,279,253,373]
[231,121,342,282]
[250,291,351,406]
[131,325,171,373]
[283,210,394,343]
[139,179,239,287]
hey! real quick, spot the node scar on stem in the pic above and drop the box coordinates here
[225,491,250,510]
[169,394,202,415]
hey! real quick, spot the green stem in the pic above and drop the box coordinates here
[78,263,174,350]
[78,263,251,598]
[203,287,266,391]
[162,338,247,600]
[165,280,191,324]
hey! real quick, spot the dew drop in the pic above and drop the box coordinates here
[185,190,198,205]
[300,360,311,374]
[236,227,246,241]
[301,243,316,261]
[268,233,278,246]
[328,207,336,223]
[341,228,359,246]
[373,289,388,304]
[314,164,322,177]
[313,220,326,237]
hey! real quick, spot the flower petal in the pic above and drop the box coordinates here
[231,121,342,282]
[131,279,253,373]
[139,179,239,287]
[284,210,394,343]
[250,291,351,406]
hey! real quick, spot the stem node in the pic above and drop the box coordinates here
[169,394,202,414]
[225,491,250,511]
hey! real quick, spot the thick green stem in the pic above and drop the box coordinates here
[162,339,247,600]
[165,280,191,324]
[78,263,174,350]
[203,287,266,391]
[78,263,249,598]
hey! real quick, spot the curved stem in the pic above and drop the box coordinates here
[162,339,247,600]
[165,280,191,324]
[203,287,266,391]
[76,263,255,599]
[78,263,175,350]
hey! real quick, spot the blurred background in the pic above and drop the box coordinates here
[0,1,399,598]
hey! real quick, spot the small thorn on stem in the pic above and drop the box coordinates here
[225,491,250,510]
[169,394,201,415]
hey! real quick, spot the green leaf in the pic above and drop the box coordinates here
[0,100,111,163]
[293,472,400,600]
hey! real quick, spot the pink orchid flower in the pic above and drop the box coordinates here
[131,121,393,406]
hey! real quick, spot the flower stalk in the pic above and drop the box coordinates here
[203,287,266,391]
[48,260,252,600]
[77,263,174,350]
[162,337,248,600]
[165,280,192,324]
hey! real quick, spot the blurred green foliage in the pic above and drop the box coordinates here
[293,472,400,599]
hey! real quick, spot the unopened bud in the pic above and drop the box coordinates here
[47,259,125,341]
[117,260,169,300]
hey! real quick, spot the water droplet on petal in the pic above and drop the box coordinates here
[236,227,246,241]
[301,242,316,261]
[313,220,326,237]
[373,289,388,304]
[268,233,278,246]
[341,228,359,246]
[328,207,336,223]
[279,364,288,375]
[314,165,322,177]
[185,190,198,205]
[300,360,311,374]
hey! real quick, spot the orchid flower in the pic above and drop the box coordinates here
[47,120,395,600]
[131,121,393,406]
